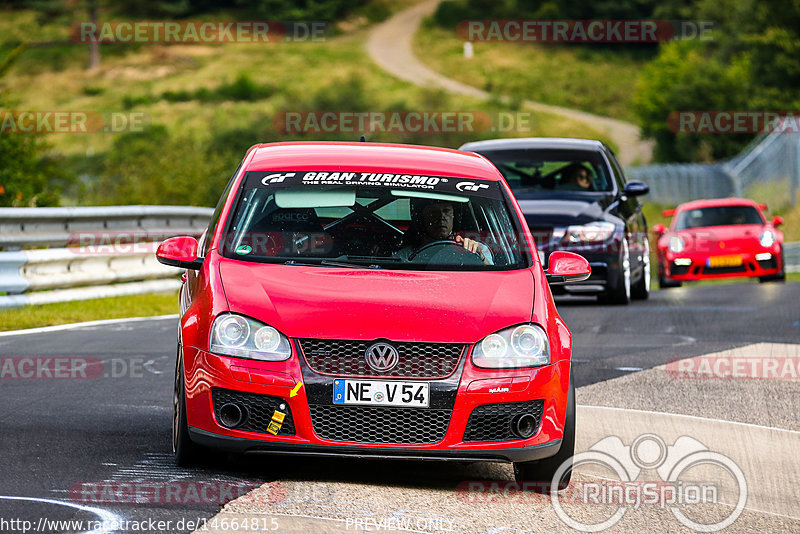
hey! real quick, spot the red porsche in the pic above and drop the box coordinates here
[156,142,590,487]
[653,198,785,287]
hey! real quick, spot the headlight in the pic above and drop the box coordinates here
[210,314,291,361]
[472,324,549,368]
[760,230,775,247]
[563,222,615,245]
[668,235,685,253]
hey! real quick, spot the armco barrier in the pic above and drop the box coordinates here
[0,206,213,309]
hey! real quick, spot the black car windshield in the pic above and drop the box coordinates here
[220,171,528,271]
[472,149,613,194]
[674,206,764,230]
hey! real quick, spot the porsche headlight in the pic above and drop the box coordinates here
[564,222,615,245]
[760,229,775,247]
[472,324,550,368]
[668,235,685,253]
[210,314,291,361]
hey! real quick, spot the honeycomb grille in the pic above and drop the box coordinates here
[299,339,464,378]
[309,405,451,444]
[212,388,295,436]
[463,400,544,442]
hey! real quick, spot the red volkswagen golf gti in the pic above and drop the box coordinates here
[156,142,590,486]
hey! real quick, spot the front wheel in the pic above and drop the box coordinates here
[173,348,203,467]
[759,250,786,283]
[599,239,631,305]
[514,379,575,490]
[630,238,651,300]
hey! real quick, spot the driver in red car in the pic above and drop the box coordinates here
[398,198,493,265]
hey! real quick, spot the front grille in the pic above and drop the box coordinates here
[212,388,295,436]
[463,400,544,442]
[299,339,464,378]
[309,405,451,444]
[702,264,748,274]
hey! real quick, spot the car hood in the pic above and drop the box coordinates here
[219,261,535,343]
[516,195,611,227]
[676,224,765,252]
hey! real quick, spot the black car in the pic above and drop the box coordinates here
[460,138,650,304]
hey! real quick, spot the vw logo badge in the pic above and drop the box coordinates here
[365,342,399,372]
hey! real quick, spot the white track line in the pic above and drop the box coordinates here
[577,404,800,435]
[0,314,178,337]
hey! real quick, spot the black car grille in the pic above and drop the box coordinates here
[212,388,295,436]
[309,405,451,444]
[702,264,748,274]
[463,400,544,442]
[298,339,464,378]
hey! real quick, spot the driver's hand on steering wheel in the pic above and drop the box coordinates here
[455,235,490,265]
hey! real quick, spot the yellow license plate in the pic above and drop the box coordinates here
[707,255,742,268]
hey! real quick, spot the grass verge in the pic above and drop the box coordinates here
[0,291,178,331]
[414,24,649,123]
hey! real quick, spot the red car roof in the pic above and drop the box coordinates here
[245,141,503,180]
[675,198,763,212]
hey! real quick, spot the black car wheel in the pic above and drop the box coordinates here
[599,239,631,305]
[513,378,575,490]
[759,249,786,283]
[631,239,650,300]
[657,260,683,288]
[173,347,203,467]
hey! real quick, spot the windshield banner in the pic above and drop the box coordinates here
[244,171,503,199]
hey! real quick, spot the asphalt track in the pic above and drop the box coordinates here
[0,281,798,533]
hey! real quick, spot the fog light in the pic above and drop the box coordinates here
[673,258,692,266]
[755,253,772,261]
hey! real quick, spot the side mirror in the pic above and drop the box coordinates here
[156,236,203,270]
[772,216,783,227]
[662,209,675,218]
[652,223,666,236]
[546,251,591,284]
[623,180,649,197]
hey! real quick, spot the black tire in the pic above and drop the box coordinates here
[173,348,203,467]
[598,240,631,305]
[630,239,651,300]
[759,250,786,283]
[514,379,575,491]
[657,261,682,288]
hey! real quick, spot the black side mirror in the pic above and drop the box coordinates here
[623,180,649,197]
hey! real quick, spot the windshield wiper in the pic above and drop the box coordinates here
[321,260,382,269]
[283,260,381,269]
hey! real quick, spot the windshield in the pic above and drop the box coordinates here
[472,149,612,194]
[219,171,529,271]
[674,206,764,230]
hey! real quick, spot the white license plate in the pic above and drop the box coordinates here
[333,379,429,407]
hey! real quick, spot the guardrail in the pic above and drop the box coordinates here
[0,206,796,309]
[0,206,213,309]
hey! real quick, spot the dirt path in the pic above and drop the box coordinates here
[365,0,654,166]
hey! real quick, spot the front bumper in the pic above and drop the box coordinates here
[664,248,782,280]
[188,427,562,463]
[182,343,571,464]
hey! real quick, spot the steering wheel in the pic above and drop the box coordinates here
[408,240,484,267]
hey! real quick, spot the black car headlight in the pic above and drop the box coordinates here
[209,313,291,361]
[563,222,615,245]
[472,324,550,368]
